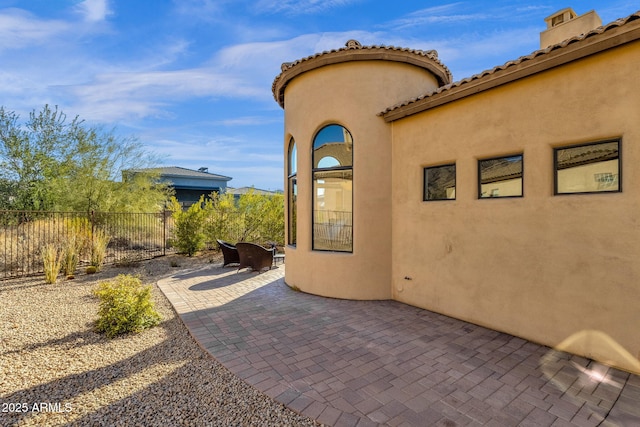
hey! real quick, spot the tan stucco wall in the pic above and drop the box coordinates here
[391,41,640,373]
[283,60,441,300]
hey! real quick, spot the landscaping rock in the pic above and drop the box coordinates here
[0,252,320,426]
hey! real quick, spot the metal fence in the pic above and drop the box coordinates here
[0,210,175,280]
[313,210,352,251]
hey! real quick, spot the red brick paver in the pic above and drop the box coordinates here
[158,265,640,426]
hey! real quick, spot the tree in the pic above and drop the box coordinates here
[0,106,61,211]
[0,105,171,213]
[236,190,284,244]
[200,190,285,246]
[202,191,243,245]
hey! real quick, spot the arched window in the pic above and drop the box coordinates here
[287,138,297,246]
[312,125,353,252]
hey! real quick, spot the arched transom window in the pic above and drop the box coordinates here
[312,124,353,252]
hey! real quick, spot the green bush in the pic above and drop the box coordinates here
[169,196,206,256]
[93,274,162,338]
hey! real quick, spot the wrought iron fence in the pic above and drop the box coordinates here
[313,210,353,251]
[0,210,175,280]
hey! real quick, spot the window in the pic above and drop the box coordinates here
[478,154,523,198]
[555,139,620,194]
[312,124,353,252]
[287,138,297,246]
[424,164,456,201]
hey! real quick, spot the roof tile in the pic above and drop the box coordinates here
[380,11,640,116]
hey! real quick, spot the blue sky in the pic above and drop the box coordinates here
[0,1,637,190]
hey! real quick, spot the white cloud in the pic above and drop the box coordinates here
[399,26,540,81]
[63,68,265,122]
[386,3,487,29]
[0,1,543,126]
[151,133,280,163]
[214,30,386,73]
[172,0,229,20]
[75,0,112,22]
[211,116,281,126]
[515,6,550,13]
[0,9,68,51]
[60,32,380,123]
[254,0,361,15]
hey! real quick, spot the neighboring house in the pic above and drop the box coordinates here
[226,186,281,198]
[226,186,283,202]
[273,8,640,373]
[134,166,232,207]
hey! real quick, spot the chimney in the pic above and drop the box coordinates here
[198,167,209,173]
[540,8,602,49]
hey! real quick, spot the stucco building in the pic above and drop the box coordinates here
[272,8,640,374]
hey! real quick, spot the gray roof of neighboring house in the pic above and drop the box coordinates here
[227,187,281,195]
[381,11,640,121]
[136,166,232,181]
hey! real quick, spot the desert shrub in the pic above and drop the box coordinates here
[86,265,97,274]
[169,196,206,256]
[42,244,62,284]
[91,228,110,270]
[63,217,92,260]
[61,234,79,277]
[93,274,161,338]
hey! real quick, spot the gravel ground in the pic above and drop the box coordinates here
[0,252,321,427]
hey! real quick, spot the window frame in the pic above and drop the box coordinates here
[423,163,456,201]
[553,139,621,195]
[477,153,524,199]
[311,124,353,253]
[287,138,297,246]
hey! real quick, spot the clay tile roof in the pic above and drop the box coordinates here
[480,157,523,184]
[556,142,619,170]
[381,11,640,120]
[272,39,453,108]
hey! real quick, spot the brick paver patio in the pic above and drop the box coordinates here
[158,265,640,426]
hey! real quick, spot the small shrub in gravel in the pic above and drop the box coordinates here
[94,274,162,338]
